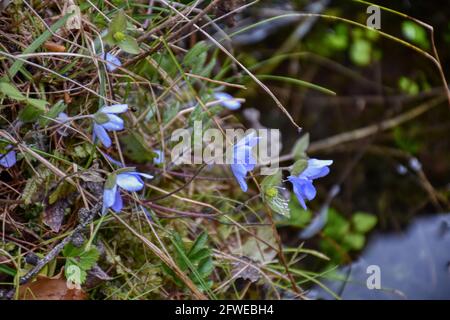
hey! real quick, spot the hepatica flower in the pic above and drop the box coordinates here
[57,112,69,122]
[213,92,242,110]
[101,52,121,72]
[56,112,70,136]
[102,168,153,214]
[0,145,16,168]
[231,132,260,192]
[288,159,333,210]
[93,104,128,148]
[153,149,164,165]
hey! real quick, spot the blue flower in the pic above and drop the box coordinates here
[213,92,242,110]
[102,152,124,168]
[56,112,70,136]
[288,159,333,210]
[102,52,121,72]
[0,145,16,168]
[153,149,164,165]
[231,132,260,192]
[102,169,153,214]
[93,104,128,148]
[409,157,422,172]
[57,112,69,122]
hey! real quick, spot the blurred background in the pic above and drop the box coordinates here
[226,0,450,298]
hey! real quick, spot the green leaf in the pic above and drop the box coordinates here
[0,81,48,122]
[63,243,83,257]
[292,133,309,160]
[48,182,74,205]
[78,247,100,270]
[120,133,155,163]
[65,264,85,286]
[113,31,126,42]
[39,100,66,127]
[266,193,290,217]
[323,208,350,240]
[261,170,290,216]
[290,159,308,176]
[0,82,48,108]
[118,35,140,54]
[63,244,100,285]
[103,32,115,46]
[27,98,48,110]
[402,21,429,49]
[0,81,26,100]
[165,232,215,296]
[342,232,365,251]
[200,56,216,77]
[109,10,127,36]
[183,41,208,67]
[352,212,377,234]
[0,264,17,276]
[326,24,349,51]
[19,104,45,122]
[187,232,208,258]
[72,143,95,159]
[393,126,421,154]
[261,170,282,195]
[188,248,211,262]
[197,257,213,278]
[350,39,372,66]
[398,76,420,95]
[172,233,188,271]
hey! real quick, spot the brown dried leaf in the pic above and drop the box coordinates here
[79,170,103,183]
[64,1,82,30]
[85,265,112,289]
[234,227,277,263]
[231,256,261,283]
[43,41,66,52]
[19,275,87,300]
[43,200,66,233]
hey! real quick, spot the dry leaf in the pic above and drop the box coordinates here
[79,170,103,183]
[19,275,87,300]
[231,256,261,283]
[85,265,112,289]
[64,0,82,30]
[64,91,72,104]
[43,200,67,233]
[43,41,66,52]
[233,227,277,263]
[43,188,76,232]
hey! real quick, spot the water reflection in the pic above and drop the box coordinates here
[310,214,450,299]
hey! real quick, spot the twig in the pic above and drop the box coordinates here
[18,202,102,285]
[146,163,207,202]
